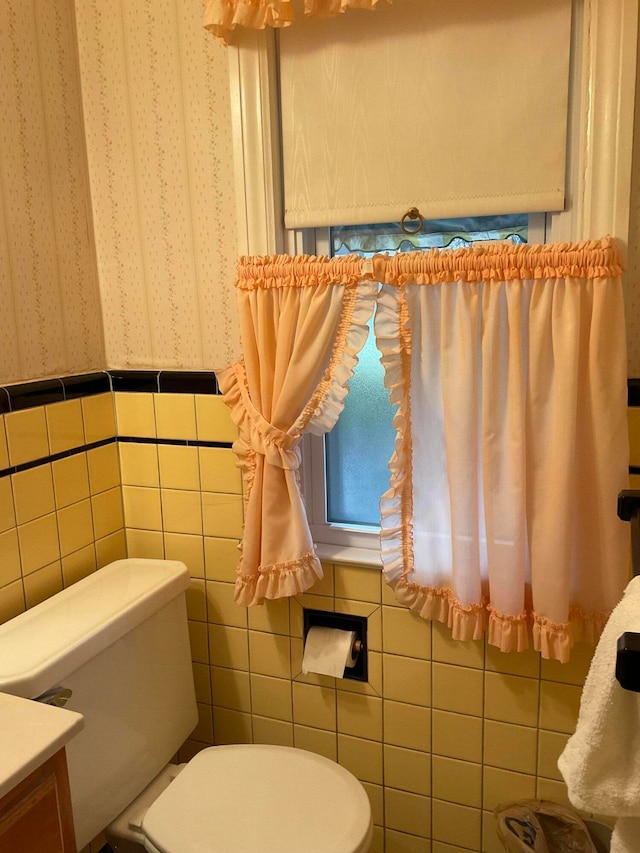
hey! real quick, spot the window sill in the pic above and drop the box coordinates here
[314,543,382,569]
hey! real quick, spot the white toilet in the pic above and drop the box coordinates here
[0,559,372,853]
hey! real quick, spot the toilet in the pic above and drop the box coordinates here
[0,559,372,853]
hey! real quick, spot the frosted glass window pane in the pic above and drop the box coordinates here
[324,215,529,528]
[325,317,396,526]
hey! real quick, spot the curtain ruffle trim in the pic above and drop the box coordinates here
[216,363,258,514]
[204,0,293,42]
[385,574,611,663]
[235,238,622,289]
[302,281,378,434]
[234,549,323,606]
[204,0,390,44]
[376,283,414,582]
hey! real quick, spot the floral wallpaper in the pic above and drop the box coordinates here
[0,0,104,384]
[0,0,638,381]
[74,0,241,373]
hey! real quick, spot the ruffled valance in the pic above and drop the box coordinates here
[219,238,630,662]
[204,0,392,44]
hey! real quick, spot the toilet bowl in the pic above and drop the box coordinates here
[0,559,372,852]
[107,744,373,853]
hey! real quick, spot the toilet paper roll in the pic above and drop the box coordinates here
[302,627,358,678]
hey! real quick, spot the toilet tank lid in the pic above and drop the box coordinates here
[0,559,190,699]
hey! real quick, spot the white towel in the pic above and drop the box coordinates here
[611,818,640,853]
[558,576,640,853]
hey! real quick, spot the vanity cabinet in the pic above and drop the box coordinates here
[0,748,76,852]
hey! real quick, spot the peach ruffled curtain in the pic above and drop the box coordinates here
[216,256,378,605]
[204,0,391,43]
[375,238,630,662]
[218,238,630,662]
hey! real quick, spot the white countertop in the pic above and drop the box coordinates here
[0,692,84,800]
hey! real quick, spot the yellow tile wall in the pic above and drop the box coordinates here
[3,386,639,853]
[0,393,125,622]
[115,390,614,853]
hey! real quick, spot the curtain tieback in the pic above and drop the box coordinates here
[234,363,301,470]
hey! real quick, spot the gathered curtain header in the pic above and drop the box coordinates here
[236,237,623,290]
[204,0,390,43]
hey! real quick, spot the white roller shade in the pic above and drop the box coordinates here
[279,0,572,228]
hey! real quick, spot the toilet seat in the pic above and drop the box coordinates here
[141,744,373,853]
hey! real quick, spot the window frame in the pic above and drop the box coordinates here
[298,215,548,550]
[226,0,638,559]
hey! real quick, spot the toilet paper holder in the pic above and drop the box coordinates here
[303,609,368,682]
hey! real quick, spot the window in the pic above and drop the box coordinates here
[226,0,637,558]
[301,214,544,548]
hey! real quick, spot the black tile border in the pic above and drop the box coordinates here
[0,435,234,480]
[118,436,233,449]
[1,373,110,413]
[62,371,111,399]
[0,370,637,473]
[8,378,65,411]
[109,370,220,394]
[0,370,229,477]
[158,371,219,395]
[0,437,117,478]
[0,370,223,414]
[109,371,160,392]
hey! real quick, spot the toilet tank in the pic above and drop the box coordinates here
[0,559,198,851]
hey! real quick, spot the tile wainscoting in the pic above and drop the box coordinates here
[0,371,638,853]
